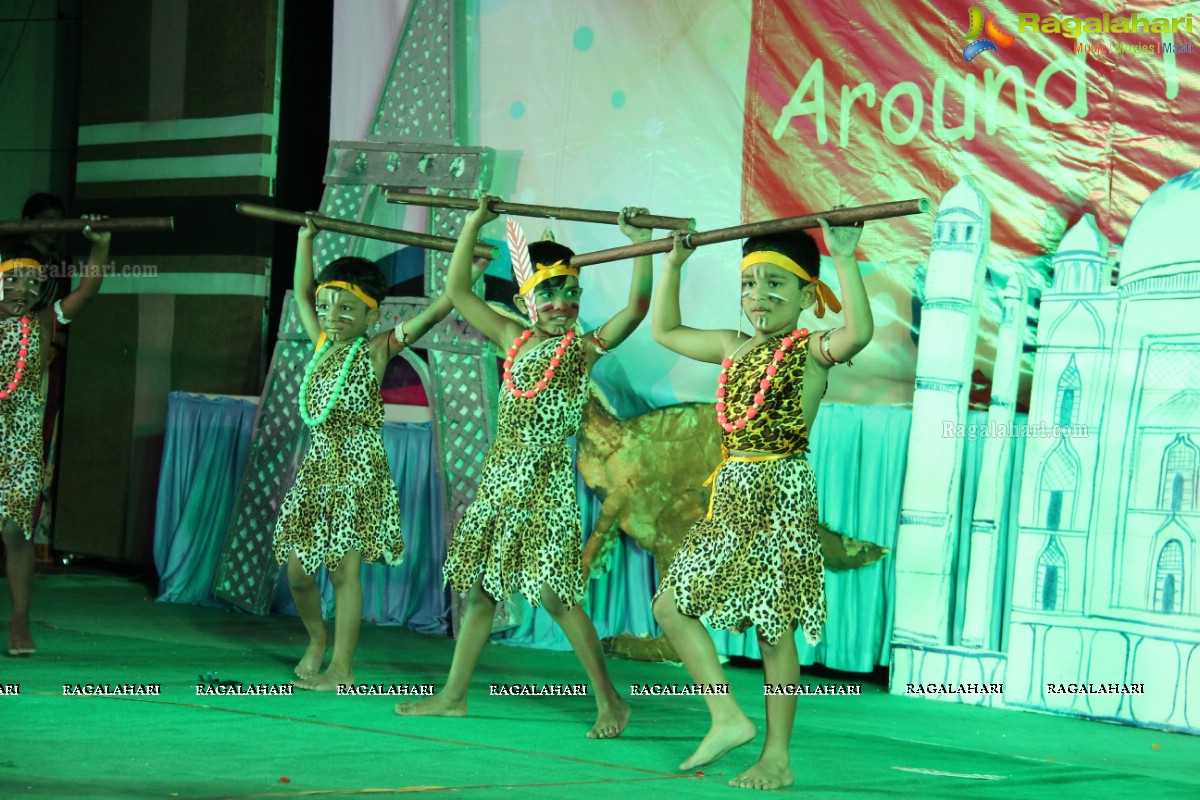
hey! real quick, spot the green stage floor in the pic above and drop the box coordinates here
[2,573,1198,799]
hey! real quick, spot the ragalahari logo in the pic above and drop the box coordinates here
[963,7,1017,62]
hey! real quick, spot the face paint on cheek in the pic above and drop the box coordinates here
[767,293,788,303]
[337,313,355,323]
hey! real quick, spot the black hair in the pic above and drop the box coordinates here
[742,231,820,282]
[526,241,576,290]
[316,256,388,304]
[22,193,66,220]
[0,240,45,265]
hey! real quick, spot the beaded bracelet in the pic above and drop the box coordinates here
[592,329,610,355]
[54,300,71,325]
[821,328,853,366]
[391,322,407,348]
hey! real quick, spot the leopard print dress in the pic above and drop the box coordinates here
[655,332,826,646]
[273,338,404,574]
[443,333,593,610]
[0,315,44,540]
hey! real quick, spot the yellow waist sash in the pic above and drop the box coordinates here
[702,447,800,520]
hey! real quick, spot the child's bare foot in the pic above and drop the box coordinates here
[729,755,794,790]
[587,698,630,739]
[394,692,467,717]
[293,668,350,692]
[679,715,756,770]
[294,638,326,679]
[7,620,36,656]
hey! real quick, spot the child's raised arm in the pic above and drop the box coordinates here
[446,196,523,349]
[585,207,653,365]
[294,217,322,346]
[54,215,110,323]
[652,233,739,364]
[369,260,487,371]
[811,219,874,367]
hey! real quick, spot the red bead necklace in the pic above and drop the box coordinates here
[503,329,576,399]
[0,316,32,400]
[715,328,807,432]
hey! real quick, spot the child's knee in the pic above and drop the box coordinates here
[1,527,30,551]
[286,560,315,590]
[328,567,355,589]
[538,587,567,618]
[328,553,361,588]
[288,570,316,591]
[757,625,797,656]
[467,581,497,609]
[652,591,677,626]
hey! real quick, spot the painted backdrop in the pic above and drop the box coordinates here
[333,0,1200,414]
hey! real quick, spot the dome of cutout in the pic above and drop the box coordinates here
[1120,168,1200,287]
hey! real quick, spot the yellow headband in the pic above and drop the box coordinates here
[0,257,43,275]
[518,260,579,296]
[740,251,842,318]
[316,280,379,310]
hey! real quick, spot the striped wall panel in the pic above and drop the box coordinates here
[57,0,282,560]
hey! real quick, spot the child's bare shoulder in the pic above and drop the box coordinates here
[721,329,752,357]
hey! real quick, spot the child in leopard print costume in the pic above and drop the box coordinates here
[1,217,110,656]
[396,196,652,739]
[273,217,475,691]
[651,220,874,790]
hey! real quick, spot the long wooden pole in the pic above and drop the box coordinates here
[236,203,496,260]
[0,217,174,234]
[568,199,930,268]
[385,191,695,231]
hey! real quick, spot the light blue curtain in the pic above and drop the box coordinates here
[154,394,257,606]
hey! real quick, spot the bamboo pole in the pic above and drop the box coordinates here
[568,199,931,268]
[0,217,174,234]
[385,191,695,231]
[236,203,496,260]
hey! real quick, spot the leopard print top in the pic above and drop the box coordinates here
[720,332,811,454]
[442,332,594,609]
[0,315,44,539]
[272,338,404,573]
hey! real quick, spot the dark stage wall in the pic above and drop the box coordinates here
[55,0,330,563]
